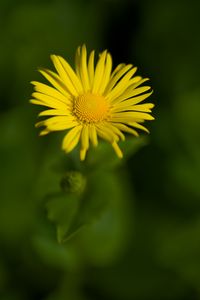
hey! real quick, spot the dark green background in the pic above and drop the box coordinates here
[1,0,200,299]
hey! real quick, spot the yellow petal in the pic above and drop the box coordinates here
[112,91,153,109]
[50,55,78,96]
[96,124,119,142]
[30,99,65,110]
[79,45,90,92]
[128,76,143,85]
[126,91,153,106]
[105,64,133,94]
[88,50,95,87]
[89,125,98,146]
[31,81,71,104]
[80,148,87,161]
[128,122,150,133]
[43,116,75,125]
[112,111,155,121]
[106,123,125,141]
[57,55,84,93]
[39,129,49,136]
[111,102,154,113]
[38,109,71,117]
[62,125,82,152]
[92,50,107,93]
[112,142,123,158]
[47,121,78,131]
[112,85,151,104]
[114,123,139,137]
[98,53,112,94]
[31,92,69,109]
[110,63,126,79]
[75,46,81,78]
[39,68,71,98]
[36,116,78,131]
[106,67,138,102]
[111,78,149,104]
[81,126,89,150]
[96,126,113,143]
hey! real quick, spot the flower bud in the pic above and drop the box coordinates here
[60,171,86,194]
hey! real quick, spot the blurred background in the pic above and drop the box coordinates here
[1,0,200,299]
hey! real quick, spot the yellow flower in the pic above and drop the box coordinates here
[30,45,154,160]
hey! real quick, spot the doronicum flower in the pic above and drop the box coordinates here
[30,45,154,160]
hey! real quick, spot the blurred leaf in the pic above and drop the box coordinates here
[46,192,82,243]
[77,171,133,266]
[45,169,109,243]
[45,166,133,260]
[33,235,81,271]
[86,136,148,170]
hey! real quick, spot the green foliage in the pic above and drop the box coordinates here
[86,136,148,170]
[1,0,200,299]
[44,168,132,266]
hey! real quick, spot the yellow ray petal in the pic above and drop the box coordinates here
[129,78,149,89]
[125,91,153,106]
[112,111,155,121]
[88,50,95,87]
[112,141,123,158]
[30,99,66,110]
[111,78,149,104]
[31,81,71,104]
[75,46,81,78]
[36,116,78,131]
[106,123,125,141]
[124,86,151,99]
[39,129,49,136]
[127,76,142,85]
[112,91,153,109]
[79,45,90,91]
[128,122,150,133]
[81,126,89,150]
[105,64,133,94]
[98,53,112,94]
[114,123,139,137]
[57,55,84,93]
[89,125,98,147]
[31,92,69,109]
[36,115,75,127]
[130,103,154,112]
[80,148,87,161]
[50,55,78,96]
[106,67,138,102]
[38,109,71,117]
[92,50,107,93]
[96,126,113,143]
[96,124,119,142]
[111,102,154,113]
[39,68,71,98]
[112,85,151,104]
[110,63,125,79]
[46,121,78,131]
[62,125,82,153]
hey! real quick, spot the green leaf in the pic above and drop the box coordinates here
[75,171,133,266]
[46,192,82,243]
[45,166,133,248]
[86,136,148,170]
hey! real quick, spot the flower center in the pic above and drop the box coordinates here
[73,93,109,123]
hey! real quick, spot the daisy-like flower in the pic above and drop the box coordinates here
[30,45,154,160]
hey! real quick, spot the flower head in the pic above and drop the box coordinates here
[30,45,154,160]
